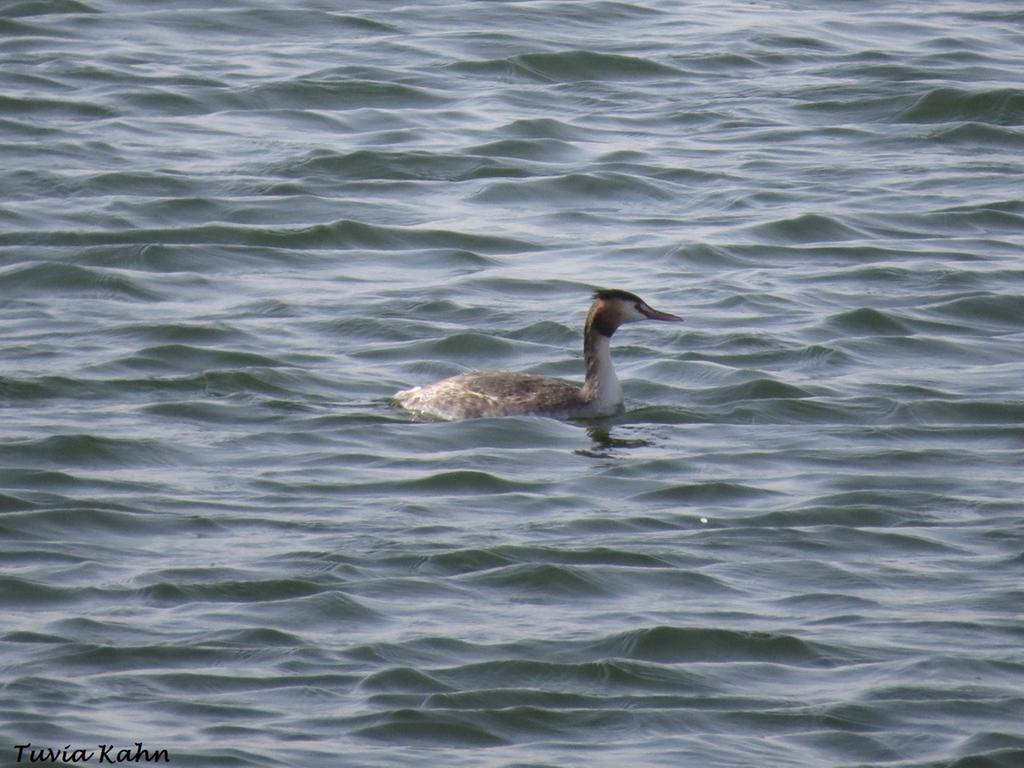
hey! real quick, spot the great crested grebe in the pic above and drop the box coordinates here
[394,289,682,420]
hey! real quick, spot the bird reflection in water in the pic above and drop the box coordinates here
[574,424,654,458]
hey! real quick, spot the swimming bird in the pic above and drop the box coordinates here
[394,289,682,420]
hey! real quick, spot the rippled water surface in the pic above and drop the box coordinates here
[3,1,1024,766]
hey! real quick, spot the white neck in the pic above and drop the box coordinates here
[583,333,622,409]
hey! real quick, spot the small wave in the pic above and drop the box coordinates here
[423,332,520,360]
[272,219,538,254]
[748,213,869,244]
[0,374,83,401]
[929,200,1024,231]
[145,582,382,625]
[417,548,518,575]
[896,86,1024,125]
[0,261,162,301]
[927,121,1024,148]
[73,243,246,273]
[793,490,945,522]
[0,505,199,545]
[819,307,912,337]
[512,545,675,568]
[0,366,315,409]
[58,171,198,199]
[398,470,544,495]
[0,220,538,254]
[244,78,444,111]
[669,242,757,267]
[453,50,680,83]
[895,399,1024,426]
[168,7,399,37]
[0,92,113,120]
[474,172,674,205]
[442,657,706,694]
[127,368,304,400]
[0,575,81,607]
[119,87,212,117]
[0,434,189,469]
[139,577,323,604]
[681,52,762,71]
[53,638,271,673]
[0,492,36,512]
[466,137,581,162]
[752,32,840,54]
[634,481,776,505]
[773,593,883,612]
[418,545,677,579]
[924,293,1024,330]
[141,400,285,425]
[360,667,452,694]
[693,344,850,373]
[353,708,507,746]
[3,0,98,16]
[465,562,613,597]
[498,117,590,141]
[110,343,285,374]
[597,625,834,665]
[697,378,815,404]
[105,321,243,347]
[955,733,1024,761]
[746,504,907,528]
[285,148,528,182]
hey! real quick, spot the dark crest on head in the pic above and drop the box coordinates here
[592,288,643,304]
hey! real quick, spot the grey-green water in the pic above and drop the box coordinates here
[2,1,1024,766]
